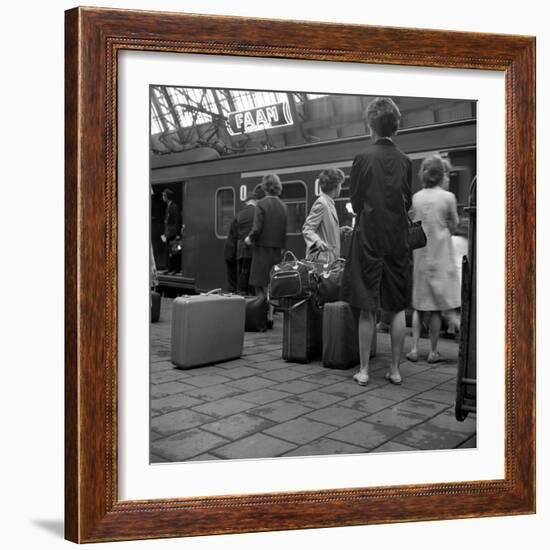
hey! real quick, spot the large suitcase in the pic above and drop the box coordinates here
[151,290,161,323]
[281,298,322,363]
[171,291,245,368]
[322,301,377,369]
[244,294,268,332]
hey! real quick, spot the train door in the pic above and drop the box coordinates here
[151,182,184,271]
[185,175,238,292]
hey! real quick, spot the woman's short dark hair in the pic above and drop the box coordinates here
[318,168,345,194]
[262,174,282,196]
[365,97,401,137]
[419,154,448,188]
[162,188,174,200]
[253,183,266,201]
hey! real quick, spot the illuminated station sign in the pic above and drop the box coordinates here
[227,102,294,135]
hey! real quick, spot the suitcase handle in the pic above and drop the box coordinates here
[275,297,309,312]
[205,288,223,295]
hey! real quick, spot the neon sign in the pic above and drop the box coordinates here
[227,102,293,135]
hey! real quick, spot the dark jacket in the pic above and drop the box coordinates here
[236,203,256,259]
[164,201,180,241]
[341,138,412,312]
[224,217,238,261]
[248,196,287,249]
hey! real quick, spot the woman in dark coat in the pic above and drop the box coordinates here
[244,174,288,327]
[341,97,412,386]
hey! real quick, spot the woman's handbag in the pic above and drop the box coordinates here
[407,216,427,250]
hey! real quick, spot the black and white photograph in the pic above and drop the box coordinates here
[148,86,477,463]
[5,0,547,547]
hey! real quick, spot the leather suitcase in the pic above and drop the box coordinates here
[171,291,245,368]
[322,301,377,369]
[244,294,268,332]
[151,291,161,323]
[281,298,322,363]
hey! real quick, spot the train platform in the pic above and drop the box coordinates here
[150,297,476,462]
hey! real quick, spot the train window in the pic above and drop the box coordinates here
[281,180,307,235]
[215,187,235,238]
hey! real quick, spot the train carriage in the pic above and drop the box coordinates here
[151,118,476,293]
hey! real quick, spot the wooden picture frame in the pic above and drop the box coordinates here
[65,6,536,543]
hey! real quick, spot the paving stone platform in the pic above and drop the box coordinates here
[150,297,476,462]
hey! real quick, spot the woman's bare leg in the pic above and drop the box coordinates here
[358,310,375,377]
[429,311,442,354]
[389,310,406,376]
[408,310,421,356]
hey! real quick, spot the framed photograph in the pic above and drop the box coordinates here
[65,6,535,543]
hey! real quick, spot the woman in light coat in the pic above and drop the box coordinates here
[302,168,345,264]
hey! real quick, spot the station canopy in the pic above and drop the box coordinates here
[150,86,475,158]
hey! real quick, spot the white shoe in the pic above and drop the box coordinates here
[353,372,369,386]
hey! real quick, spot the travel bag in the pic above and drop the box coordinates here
[244,294,268,332]
[322,301,377,369]
[316,258,346,305]
[151,290,161,323]
[269,250,317,301]
[171,290,245,368]
[281,298,322,363]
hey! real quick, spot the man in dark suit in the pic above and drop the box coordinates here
[223,217,238,292]
[235,184,266,293]
[161,188,181,274]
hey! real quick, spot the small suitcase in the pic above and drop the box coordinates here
[281,298,322,363]
[244,294,268,332]
[151,290,161,323]
[322,301,377,369]
[171,290,245,368]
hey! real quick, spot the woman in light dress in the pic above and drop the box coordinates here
[406,155,460,363]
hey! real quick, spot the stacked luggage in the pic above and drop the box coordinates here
[268,251,322,363]
[280,298,323,363]
[268,250,376,367]
[168,250,381,371]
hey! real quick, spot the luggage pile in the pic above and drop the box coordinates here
[268,250,375,368]
[168,250,377,371]
[268,251,322,363]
